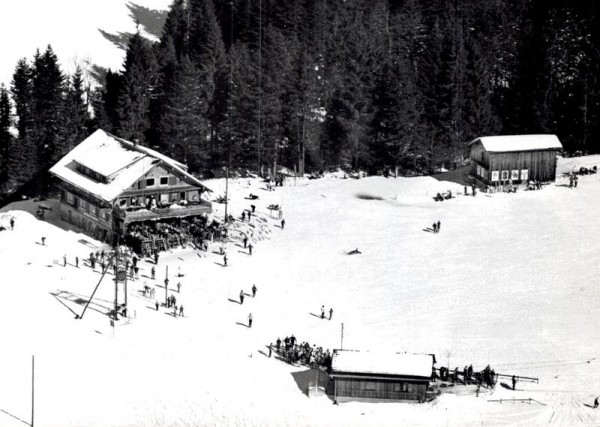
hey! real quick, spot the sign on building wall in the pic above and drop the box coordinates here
[521,170,528,181]
[501,170,509,181]
[511,170,519,180]
[491,171,499,182]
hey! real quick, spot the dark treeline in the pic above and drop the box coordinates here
[2,0,600,197]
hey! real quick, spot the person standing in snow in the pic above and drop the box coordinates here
[10,217,14,230]
[248,313,253,328]
[63,255,67,267]
[151,266,155,279]
[41,237,46,245]
[251,204,256,213]
[177,282,181,293]
[276,338,282,351]
[248,243,253,255]
[281,219,285,229]
[437,221,441,233]
[154,252,159,265]
[242,211,246,221]
[223,254,228,267]
[75,256,79,268]
[268,343,272,357]
[243,235,248,248]
[329,308,333,320]
[240,290,245,304]
[512,375,516,390]
[594,397,599,409]
[432,223,437,233]
[179,305,184,317]
[321,305,325,319]
[155,300,159,311]
[252,284,257,298]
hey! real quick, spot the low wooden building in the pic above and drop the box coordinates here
[468,134,563,185]
[330,350,434,403]
[49,129,212,245]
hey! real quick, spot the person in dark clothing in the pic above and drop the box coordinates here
[432,223,437,233]
[41,237,46,245]
[63,255,67,267]
[512,375,516,390]
[268,343,272,357]
[281,219,285,229]
[243,236,248,248]
[242,211,246,221]
[155,300,159,310]
[248,243,253,255]
[329,308,333,320]
[154,253,159,265]
[179,305,184,317]
[594,397,599,409]
[75,256,79,268]
[151,266,155,279]
[248,211,252,220]
[251,204,256,213]
[10,217,14,230]
[321,305,325,319]
[224,254,228,266]
[240,290,245,304]
[248,313,253,328]
[276,338,281,351]
[252,284,257,298]
[437,221,441,232]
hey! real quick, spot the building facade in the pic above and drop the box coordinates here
[330,350,434,403]
[469,134,563,185]
[50,130,212,244]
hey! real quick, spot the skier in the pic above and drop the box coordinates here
[155,300,159,311]
[594,397,599,409]
[154,252,159,265]
[242,211,246,221]
[10,217,14,230]
[177,282,181,293]
[243,235,248,248]
[75,256,79,268]
[63,254,67,267]
[151,266,156,279]
[276,338,282,351]
[437,221,441,233]
[252,284,257,298]
[223,254,228,267]
[179,305,184,317]
[248,313,253,328]
[281,219,285,229]
[329,308,333,320]
[321,305,325,319]
[240,290,245,304]
[248,243,253,255]
[512,375,516,390]
[248,211,252,221]
[41,236,46,246]
[251,204,256,213]
[268,343,272,357]
[173,304,178,317]
[432,223,437,233]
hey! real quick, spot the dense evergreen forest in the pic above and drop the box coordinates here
[1,0,600,199]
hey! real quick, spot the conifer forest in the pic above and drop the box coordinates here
[1,0,599,199]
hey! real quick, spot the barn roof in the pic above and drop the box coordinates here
[469,134,562,153]
[331,350,433,378]
[49,129,211,203]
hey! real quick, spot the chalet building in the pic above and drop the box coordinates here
[49,129,212,245]
[330,350,434,403]
[469,134,563,185]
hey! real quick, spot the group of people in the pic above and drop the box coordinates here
[568,173,579,188]
[436,364,497,388]
[273,336,333,370]
[434,190,453,201]
[320,305,334,320]
[432,220,442,234]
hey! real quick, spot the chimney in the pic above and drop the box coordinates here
[133,138,139,146]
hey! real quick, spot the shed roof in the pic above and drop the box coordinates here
[469,134,562,153]
[49,129,211,203]
[331,350,433,378]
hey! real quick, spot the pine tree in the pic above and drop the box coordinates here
[117,32,159,144]
[61,66,90,153]
[0,84,12,187]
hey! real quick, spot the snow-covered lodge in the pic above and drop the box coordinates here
[49,130,212,245]
[468,134,563,185]
[330,350,434,403]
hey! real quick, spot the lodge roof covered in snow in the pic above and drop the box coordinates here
[469,134,563,153]
[331,350,433,378]
[49,129,211,203]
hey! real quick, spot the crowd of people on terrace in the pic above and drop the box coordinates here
[273,335,333,371]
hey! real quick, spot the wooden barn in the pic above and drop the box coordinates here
[330,350,434,403]
[468,134,563,185]
[49,129,212,245]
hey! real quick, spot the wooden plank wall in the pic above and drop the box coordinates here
[489,151,558,181]
[336,378,426,401]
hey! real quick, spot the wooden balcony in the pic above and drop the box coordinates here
[114,201,212,223]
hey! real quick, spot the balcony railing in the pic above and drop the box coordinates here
[114,201,212,222]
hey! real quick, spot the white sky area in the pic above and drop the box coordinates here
[0,0,172,86]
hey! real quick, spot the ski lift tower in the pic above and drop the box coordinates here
[114,245,129,320]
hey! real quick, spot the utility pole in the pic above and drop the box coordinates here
[340,323,344,350]
[113,251,119,321]
[31,355,35,427]
[164,265,169,306]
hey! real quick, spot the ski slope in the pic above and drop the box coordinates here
[1,156,599,426]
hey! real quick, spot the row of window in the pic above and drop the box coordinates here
[63,190,110,222]
[145,176,171,187]
[75,162,107,183]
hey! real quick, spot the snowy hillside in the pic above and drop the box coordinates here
[0,0,170,86]
[1,155,600,426]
